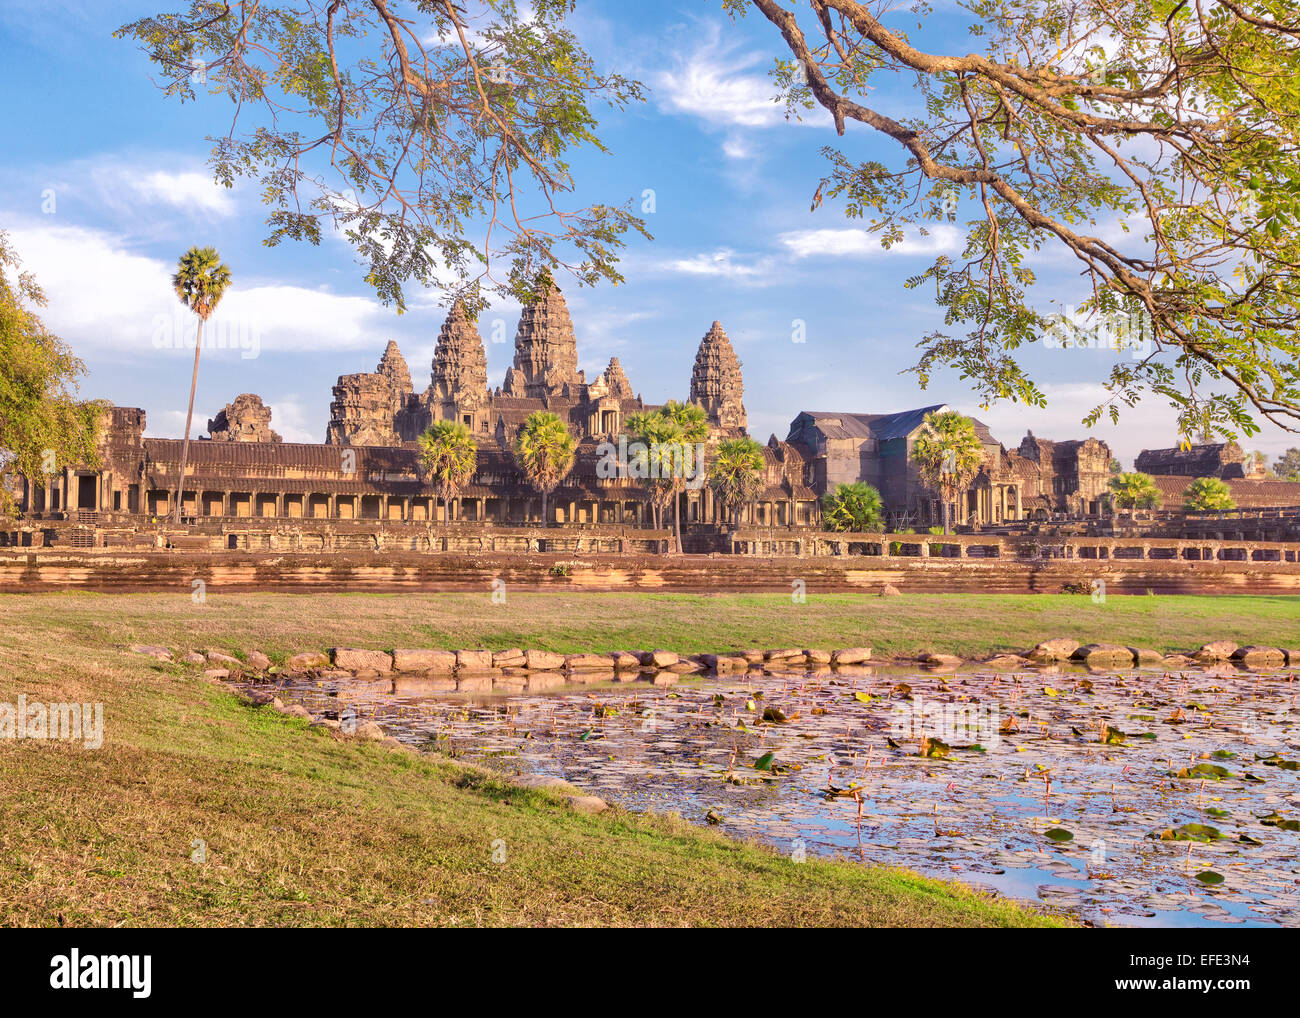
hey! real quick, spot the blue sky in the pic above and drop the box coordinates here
[1,0,1293,466]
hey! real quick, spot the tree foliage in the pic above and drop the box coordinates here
[738,0,1300,439]
[1276,447,1300,481]
[117,0,649,313]
[710,436,766,525]
[821,480,884,531]
[0,231,105,517]
[626,400,709,549]
[1183,475,1235,511]
[511,409,575,525]
[1108,470,1161,509]
[418,419,478,521]
[911,409,984,531]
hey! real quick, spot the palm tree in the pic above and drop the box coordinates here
[821,482,885,532]
[625,410,675,532]
[911,410,983,533]
[1184,476,1235,511]
[418,420,478,524]
[626,400,709,552]
[1109,471,1161,509]
[710,436,765,526]
[170,246,232,522]
[512,411,576,526]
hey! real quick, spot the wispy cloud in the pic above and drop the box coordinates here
[649,247,775,281]
[653,23,796,131]
[778,225,964,259]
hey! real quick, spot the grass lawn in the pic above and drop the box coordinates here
[0,592,1075,927]
[5,590,1295,661]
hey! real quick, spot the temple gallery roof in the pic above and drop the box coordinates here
[792,406,996,444]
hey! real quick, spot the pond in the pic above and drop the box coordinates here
[253,661,1300,926]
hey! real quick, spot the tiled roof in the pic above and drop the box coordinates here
[793,406,996,444]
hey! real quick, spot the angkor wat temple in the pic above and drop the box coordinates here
[13,279,1300,542]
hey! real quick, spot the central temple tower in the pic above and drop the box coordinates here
[502,276,583,397]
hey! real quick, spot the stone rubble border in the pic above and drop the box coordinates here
[127,638,1300,681]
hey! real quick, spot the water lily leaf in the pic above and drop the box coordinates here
[1194,870,1225,885]
[1212,750,1237,759]
[920,736,950,759]
[753,751,775,771]
[1204,807,1229,817]
[1175,763,1234,780]
[762,707,788,723]
[1239,834,1264,846]
[1158,823,1224,842]
[1044,827,1074,842]
[1102,725,1127,745]
[853,691,874,703]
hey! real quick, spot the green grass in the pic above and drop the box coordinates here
[4,590,1296,661]
[0,592,1070,927]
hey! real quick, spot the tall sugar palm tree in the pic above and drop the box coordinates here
[418,420,478,524]
[710,436,765,526]
[171,246,232,522]
[911,409,983,533]
[1109,471,1161,509]
[512,411,576,527]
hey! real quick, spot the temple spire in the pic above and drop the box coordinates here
[506,275,580,397]
[689,320,746,431]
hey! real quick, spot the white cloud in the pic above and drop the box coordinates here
[264,397,319,444]
[133,170,234,217]
[721,134,753,160]
[652,247,773,281]
[653,24,796,131]
[5,217,398,358]
[77,158,238,220]
[779,225,964,259]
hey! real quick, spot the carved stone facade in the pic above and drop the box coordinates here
[427,301,490,432]
[206,394,281,444]
[689,321,747,432]
[36,283,1300,536]
[325,340,413,447]
[1017,432,1112,515]
[786,408,1115,526]
[502,278,581,398]
[322,278,749,458]
[1136,442,1247,479]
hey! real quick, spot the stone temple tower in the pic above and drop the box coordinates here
[689,321,747,432]
[503,276,582,398]
[429,301,490,431]
[326,340,413,445]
